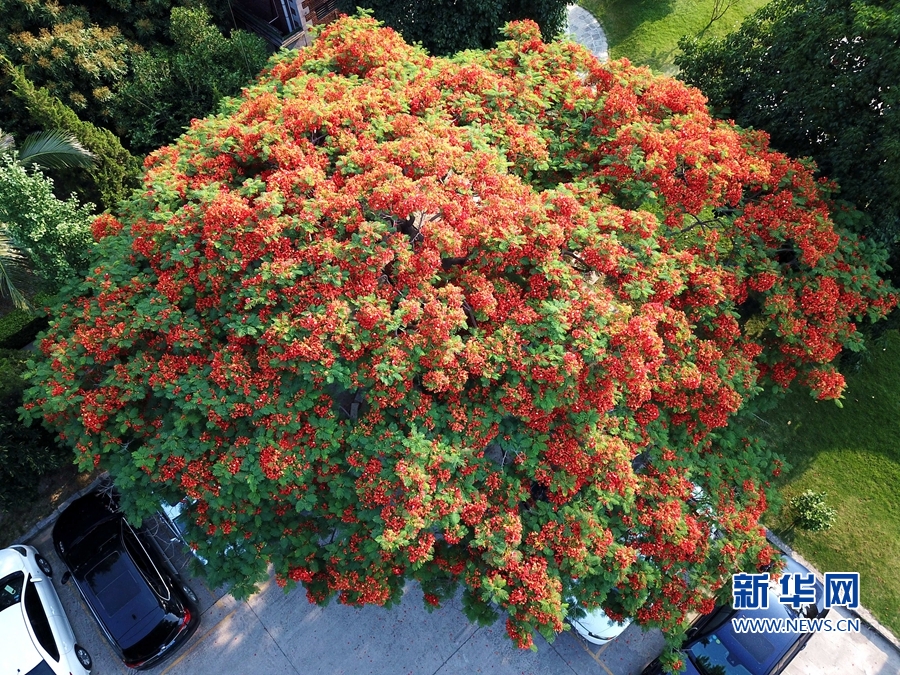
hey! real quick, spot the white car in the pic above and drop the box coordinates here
[569,603,633,644]
[158,498,209,565]
[0,545,92,675]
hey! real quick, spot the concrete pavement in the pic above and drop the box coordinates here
[784,605,900,675]
[25,513,900,675]
[26,519,665,675]
[565,5,608,62]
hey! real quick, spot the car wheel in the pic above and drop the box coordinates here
[35,554,53,577]
[75,644,92,670]
[182,583,199,603]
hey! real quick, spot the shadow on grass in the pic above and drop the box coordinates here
[644,48,681,75]
[579,0,676,48]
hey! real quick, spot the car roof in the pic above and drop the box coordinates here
[690,554,824,675]
[76,523,166,649]
[0,601,44,674]
[80,545,165,648]
[573,606,631,638]
[55,490,169,650]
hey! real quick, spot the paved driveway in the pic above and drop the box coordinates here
[25,523,900,675]
[27,523,664,675]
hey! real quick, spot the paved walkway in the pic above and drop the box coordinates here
[565,4,608,61]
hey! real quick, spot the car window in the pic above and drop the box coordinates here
[24,579,60,662]
[692,604,734,637]
[0,571,24,610]
[770,636,806,675]
[688,634,754,675]
[87,550,142,617]
[70,524,119,575]
[731,629,777,665]
[122,521,171,601]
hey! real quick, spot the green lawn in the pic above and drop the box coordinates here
[578,0,771,73]
[758,331,900,638]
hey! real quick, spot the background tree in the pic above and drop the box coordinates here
[23,15,895,669]
[2,58,141,211]
[0,0,247,150]
[110,7,270,154]
[7,15,130,120]
[0,348,68,510]
[334,1,568,55]
[1,0,156,135]
[676,0,900,248]
[0,130,94,310]
[0,156,95,289]
[701,0,739,34]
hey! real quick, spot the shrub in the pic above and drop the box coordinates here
[790,490,837,532]
[111,7,270,154]
[0,157,95,289]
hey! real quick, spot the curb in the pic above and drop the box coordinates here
[13,472,110,546]
[766,528,900,654]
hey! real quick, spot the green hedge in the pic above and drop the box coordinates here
[0,309,49,349]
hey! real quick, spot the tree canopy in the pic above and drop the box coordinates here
[0,0,263,161]
[676,0,900,246]
[23,15,895,668]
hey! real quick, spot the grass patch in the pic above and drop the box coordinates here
[578,0,771,73]
[759,330,900,638]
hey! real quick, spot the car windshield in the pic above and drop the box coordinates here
[70,522,119,575]
[25,661,55,675]
[687,634,755,675]
[0,571,24,610]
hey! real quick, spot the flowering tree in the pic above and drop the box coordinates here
[23,15,894,668]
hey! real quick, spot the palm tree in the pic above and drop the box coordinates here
[0,128,95,310]
[0,127,95,169]
[0,230,31,310]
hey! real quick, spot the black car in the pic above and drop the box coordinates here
[53,487,200,670]
[643,554,828,675]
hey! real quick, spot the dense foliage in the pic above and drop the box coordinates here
[0,157,95,288]
[0,348,66,510]
[110,7,270,154]
[23,15,895,667]
[0,0,265,160]
[3,58,140,211]
[0,0,223,130]
[676,0,900,246]
[336,1,568,55]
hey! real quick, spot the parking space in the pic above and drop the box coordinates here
[25,521,900,675]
